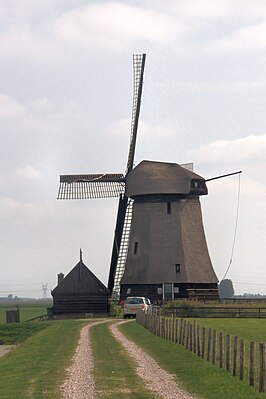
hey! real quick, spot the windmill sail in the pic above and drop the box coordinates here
[107,54,146,296]
[57,173,125,199]
[126,54,146,174]
[107,197,133,296]
[57,54,146,299]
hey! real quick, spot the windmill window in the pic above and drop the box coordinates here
[167,202,171,214]
[192,180,199,188]
[175,264,181,273]
[134,242,139,255]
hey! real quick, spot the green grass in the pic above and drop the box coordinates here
[196,318,266,342]
[0,320,84,399]
[195,318,266,390]
[0,322,49,344]
[120,320,266,399]
[91,322,155,399]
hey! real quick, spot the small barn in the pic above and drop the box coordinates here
[52,252,110,316]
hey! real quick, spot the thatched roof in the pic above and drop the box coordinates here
[125,160,207,198]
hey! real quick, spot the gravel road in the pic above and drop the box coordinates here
[61,321,103,399]
[110,321,196,399]
[61,320,196,399]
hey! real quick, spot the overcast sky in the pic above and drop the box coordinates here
[0,0,266,298]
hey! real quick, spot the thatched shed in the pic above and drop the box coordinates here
[52,253,109,316]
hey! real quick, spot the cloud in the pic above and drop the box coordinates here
[55,2,185,50]
[0,94,28,118]
[11,166,43,180]
[149,0,266,19]
[0,197,35,218]
[207,22,266,52]
[171,80,266,94]
[191,135,266,164]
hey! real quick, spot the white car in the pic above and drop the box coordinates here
[123,296,151,318]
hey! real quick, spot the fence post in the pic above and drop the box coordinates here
[193,320,197,354]
[219,332,223,368]
[202,326,206,359]
[226,335,231,371]
[259,342,266,393]
[239,339,245,381]
[233,336,238,376]
[249,341,255,387]
[186,322,189,349]
[189,323,193,352]
[207,328,212,361]
[171,317,175,342]
[175,318,179,343]
[212,329,217,365]
[182,320,187,346]
[179,319,183,344]
[197,325,201,356]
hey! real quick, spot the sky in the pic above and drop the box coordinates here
[0,0,266,298]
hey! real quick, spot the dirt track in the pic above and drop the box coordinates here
[62,320,196,399]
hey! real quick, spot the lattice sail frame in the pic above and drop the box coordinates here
[112,199,133,296]
[57,173,125,199]
[126,54,146,174]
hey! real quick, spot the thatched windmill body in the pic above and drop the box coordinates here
[58,54,220,302]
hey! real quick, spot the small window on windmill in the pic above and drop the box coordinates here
[192,180,199,188]
[134,242,139,255]
[175,264,181,273]
[127,288,131,295]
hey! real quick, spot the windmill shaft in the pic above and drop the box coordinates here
[205,170,242,182]
[127,54,146,174]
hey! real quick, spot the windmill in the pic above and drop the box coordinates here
[58,54,241,302]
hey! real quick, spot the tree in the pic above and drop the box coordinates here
[218,279,234,299]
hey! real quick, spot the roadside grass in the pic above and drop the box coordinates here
[91,321,155,399]
[0,320,84,399]
[120,321,266,399]
[0,322,49,344]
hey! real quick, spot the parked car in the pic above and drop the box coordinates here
[123,296,151,318]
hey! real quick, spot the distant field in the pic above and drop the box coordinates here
[0,300,52,324]
[196,318,266,343]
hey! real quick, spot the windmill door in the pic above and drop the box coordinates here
[163,283,174,301]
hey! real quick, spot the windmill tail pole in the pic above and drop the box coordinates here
[205,170,242,182]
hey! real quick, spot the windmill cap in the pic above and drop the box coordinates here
[125,160,207,197]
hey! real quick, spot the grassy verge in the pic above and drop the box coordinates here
[0,320,84,399]
[120,321,266,399]
[0,322,49,344]
[91,321,155,399]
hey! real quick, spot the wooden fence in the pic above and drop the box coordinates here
[161,306,266,318]
[136,311,266,393]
